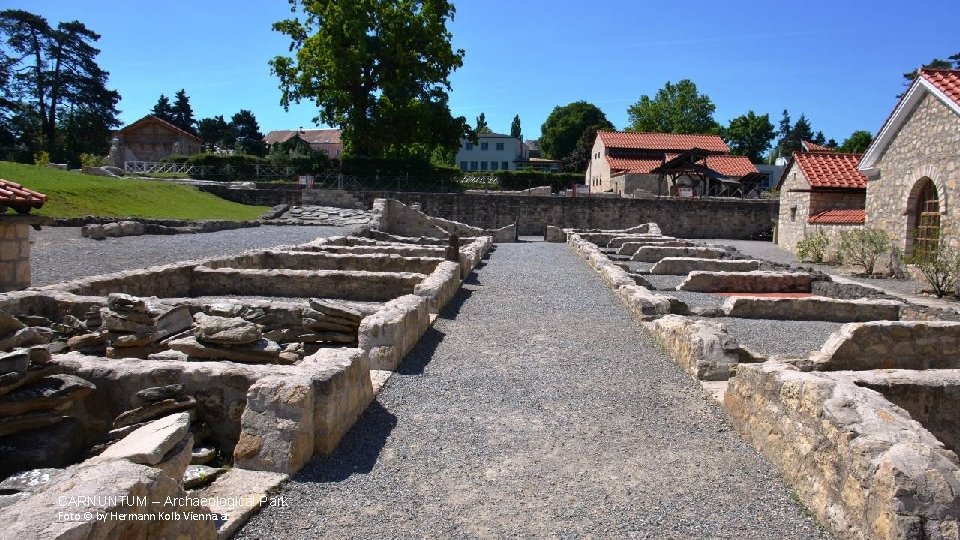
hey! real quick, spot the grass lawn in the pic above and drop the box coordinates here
[0,161,269,220]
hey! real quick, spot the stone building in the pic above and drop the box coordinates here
[585,131,757,196]
[775,151,867,253]
[107,115,204,166]
[263,129,342,158]
[859,68,960,253]
[0,179,48,291]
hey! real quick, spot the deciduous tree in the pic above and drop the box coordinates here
[270,0,468,157]
[229,109,263,156]
[838,130,872,154]
[626,79,718,134]
[475,112,490,134]
[721,111,774,162]
[563,125,600,173]
[539,101,613,160]
[197,115,232,150]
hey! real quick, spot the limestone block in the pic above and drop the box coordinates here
[631,246,729,262]
[301,348,374,454]
[616,240,692,256]
[647,315,762,380]
[191,266,426,302]
[725,362,960,540]
[650,257,763,275]
[811,321,960,371]
[722,296,902,322]
[677,271,813,293]
[413,261,461,314]
[618,285,674,321]
[0,458,216,539]
[234,376,314,474]
[0,374,95,416]
[545,225,567,243]
[193,468,287,539]
[100,411,191,466]
[358,294,430,371]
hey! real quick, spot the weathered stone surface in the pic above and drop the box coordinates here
[811,320,960,371]
[168,335,286,364]
[100,412,192,465]
[726,362,960,540]
[617,285,674,321]
[0,310,25,338]
[650,257,763,275]
[0,417,86,477]
[358,294,430,371]
[616,240,694,256]
[0,468,64,494]
[135,383,184,404]
[647,315,763,381]
[0,374,94,416]
[113,397,196,429]
[194,312,262,345]
[0,348,29,377]
[234,376,314,473]
[154,434,194,481]
[0,327,47,351]
[413,260,461,314]
[192,468,287,539]
[66,331,107,351]
[308,298,364,323]
[183,464,226,489]
[631,245,729,262]
[0,458,216,539]
[191,446,216,465]
[0,410,65,437]
[677,270,813,293]
[301,347,374,455]
[544,225,567,243]
[722,295,902,322]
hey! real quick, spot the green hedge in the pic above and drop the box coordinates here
[464,170,583,192]
[341,156,460,178]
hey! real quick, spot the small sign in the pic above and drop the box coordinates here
[297,175,315,188]
[677,187,694,198]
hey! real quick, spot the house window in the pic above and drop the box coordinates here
[501,161,509,169]
[912,178,941,258]
[459,161,468,171]
[496,142,504,151]
[465,142,473,150]
[480,161,488,170]
[790,206,797,222]
[480,142,489,151]
[491,162,499,170]
[470,161,478,171]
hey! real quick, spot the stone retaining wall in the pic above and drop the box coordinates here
[722,296,903,322]
[0,221,30,292]
[650,257,762,275]
[677,271,813,293]
[646,315,763,380]
[811,321,960,370]
[631,245,728,262]
[190,267,426,301]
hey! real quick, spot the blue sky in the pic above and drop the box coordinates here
[6,1,959,145]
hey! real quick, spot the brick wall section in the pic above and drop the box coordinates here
[0,222,30,292]
[866,92,960,252]
[355,192,777,238]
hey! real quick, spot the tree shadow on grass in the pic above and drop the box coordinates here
[292,400,397,483]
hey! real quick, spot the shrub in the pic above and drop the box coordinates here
[838,227,891,275]
[909,234,960,297]
[796,231,829,263]
[79,153,105,168]
[33,150,50,167]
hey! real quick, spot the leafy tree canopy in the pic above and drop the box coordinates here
[197,115,232,149]
[229,109,263,156]
[475,112,491,134]
[0,9,120,165]
[271,0,468,158]
[539,101,613,160]
[721,111,774,163]
[837,130,873,154]
[626,79,719,134]
[563,125,601,173]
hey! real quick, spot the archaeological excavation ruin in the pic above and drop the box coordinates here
[560,224,960,540]
[0,198,506,538]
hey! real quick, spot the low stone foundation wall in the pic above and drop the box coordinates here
[722,296,903,322]
[358,294,432,371]
[631,245,728,262]
[216,251,444,274]
[677,270,813,293]
[811,321,960,371]
[650,257,762,275]
[646,315,763,380]
[191,267,426,301]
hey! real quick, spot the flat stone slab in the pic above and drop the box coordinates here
[631,246,729,262]
[811,320,960,371]
[722,295,902,322]
[650,257,762,275]
[192,468,288,539]
[677,271,813,293]
[99,412,191,465]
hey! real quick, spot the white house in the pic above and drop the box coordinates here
[456,133,527,172]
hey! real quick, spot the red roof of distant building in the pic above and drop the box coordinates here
[801,141,835,152]
[263,129,342,146]
[920,68,960,108]
[808,208,866,224]
[0,179,47,213]
[608,154,756,177]
[118,115,203,143]
[597,131,729,153]
[793,151,866,189]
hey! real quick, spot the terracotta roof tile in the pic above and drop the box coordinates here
[808,209,865,224]
[0,179,47,213]
[597,131,729,153]
[801,141,835,152]
[921,68,960,108]
[607,157,663,173]
[263,129,341,145]
[608,155,756,177]
[793,151,867,189]
[119,115,203,143]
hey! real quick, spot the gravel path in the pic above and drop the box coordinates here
[713,317,843,358]
[29,225,349,286]
[239,242,828,539]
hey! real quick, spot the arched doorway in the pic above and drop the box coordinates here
[908,178,941,257]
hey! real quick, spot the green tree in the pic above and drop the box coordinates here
[151,94,175,123]
[270,0,468,158]
[563,125,601,173]
[510,114,521,140]
[772,110,815,159]
[539,101,613,160]
[0,9,120,162]
[721,111,774,162]
[838,130,873,154]
[172,89,196,134]
[197,115,233,150]
[475,112,491,134]
[626,79,719,134]
[900,53,960,96]
[229,109,263,156]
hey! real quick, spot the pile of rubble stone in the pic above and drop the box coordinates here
[263,205,372,226]
[102,293,193,358]
[167,312,297,364]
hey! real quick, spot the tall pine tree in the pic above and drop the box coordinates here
[172,89,196,134]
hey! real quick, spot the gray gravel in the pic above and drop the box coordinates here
[712,317,843,358]
[239,241,828,539]
[29,225,349,286]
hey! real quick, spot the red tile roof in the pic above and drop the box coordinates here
[607,157,663,173]
[801,141,835,152]
[263,129,342,146]
[118,115,203,143]
[0,179,47,213]
[608,155,756,177]
[808,209,865,224]
[920,69,960,108]
[597,131,729,153]
[793,151,867,189]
